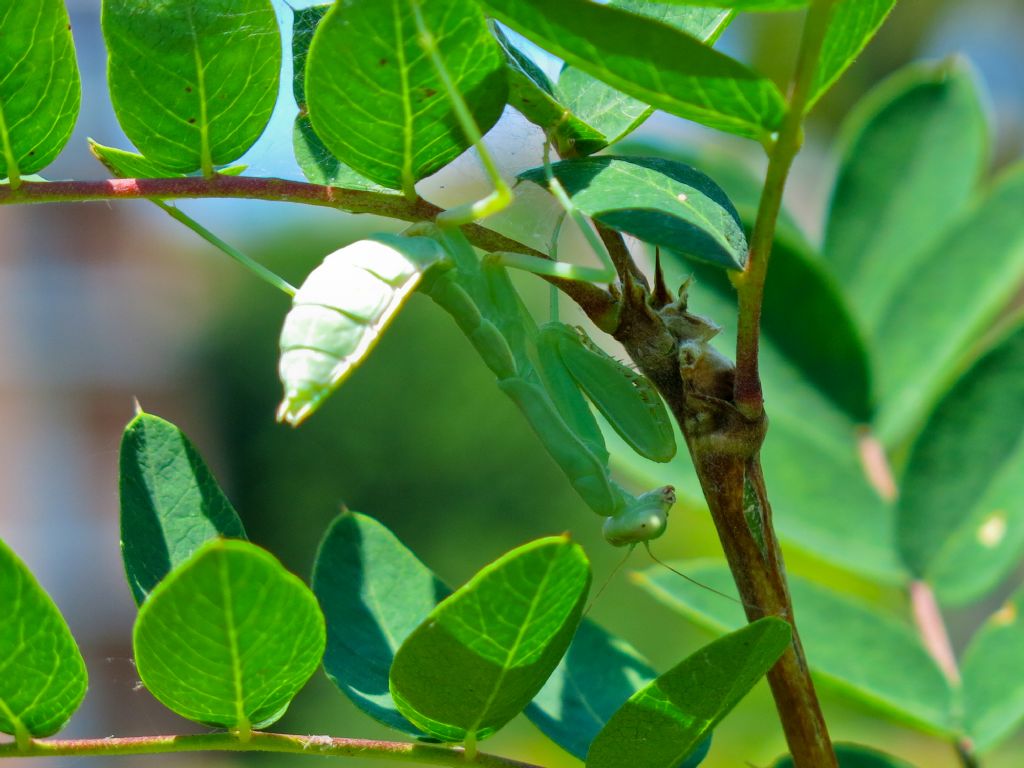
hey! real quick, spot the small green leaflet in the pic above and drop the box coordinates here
[133,540,325,732]
[635,561,956,734]
[0,0,81,184]
[653,0,806,8]
[481,0,785,140]
[312,511,449,736]
[306,0,507,193]
[809,0,897,110]
[897,325,1024,606]
[102,0,281,175]
[119,411,246,605]
[962,585,1024,752]
[0,538,88,743]
[520,156,748,270]
[586,618,790,768]
[389,536,590,742]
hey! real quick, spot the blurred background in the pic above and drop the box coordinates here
[1,0,1022,766]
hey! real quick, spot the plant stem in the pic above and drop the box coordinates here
[0,732,542,768]
[733,0,836,419]
[0,175,617,323]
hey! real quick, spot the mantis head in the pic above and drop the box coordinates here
[603,485,676,547]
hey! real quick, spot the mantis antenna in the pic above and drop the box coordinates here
[643,544,770,614]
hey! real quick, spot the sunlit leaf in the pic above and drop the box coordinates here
[481,0,785,140]
[635,561,955,733]
[0,539,87,741]
[133,540,325,730]
[587,619,790,768]
[390,536,590,742]
[102,0,280,174]
[0,0,80,181]
[306,0,507,192]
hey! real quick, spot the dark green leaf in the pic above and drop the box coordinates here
[587,618,790,768]
[962,587,1024,751]
[133,539,325,731]
[312,511,448,735]
[874,164,1024,446]
[809,0,897,110]
[774,743,915,767]
[0,0,80,182]
[390,536,590,742]
[0,538,87,742]
[635,561,956,733]
[306,0,507,192]
[520,156,747,270]
[102,0,280,174]
[292,4,329,107]
[292,117,396,192]
[481,0,785,140]
[825,60,989,336]
[897,325,1024,605]
[120,411,246,605]
[554,3,733,150]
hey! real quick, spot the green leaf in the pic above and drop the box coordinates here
[481,0,785,140]
[521,156,748,270]
[133,539,325,731]
[587,618,790,768]
[874,164,1024,446]
[389,536,591,742]
[635,561,956,734]
[554,3,733,150]
[774,743,915,767]
[654,0,806,8]
[120,411,246,605]
[292,4,328,108]
[897,325,1024,605]
[825,60,989,336]
[102,0,281,175]
[809,0,897,110]
[0,0,80,182]
[0,539,87,742]
[290,5,391,192]
[492,25,608,157]
[306,0,507,192]
[91,140,182,179]
[962,587,1024,751]
[312,511,448,735]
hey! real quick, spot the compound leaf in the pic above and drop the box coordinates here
[0,0,80,182]
[897,325,1024,605]
[133,539,325,731]
[120,411,246,605]
[0,539,87,742]
[306,0,507,192]
[586,618,790,768]
[481,0,785,140]
[390,536,590,742]
[102,0,280,175]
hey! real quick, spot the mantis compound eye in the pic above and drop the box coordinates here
[602,485,675,547]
